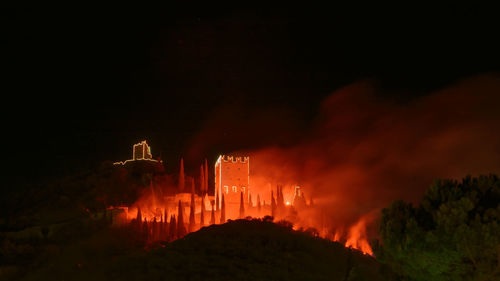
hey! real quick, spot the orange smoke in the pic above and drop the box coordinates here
[109,74,500,255]
[183,74,500,255]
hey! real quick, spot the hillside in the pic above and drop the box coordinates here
[15,219,392,281]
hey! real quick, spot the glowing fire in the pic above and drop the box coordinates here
[107,151,374,256]
[345,217,373,255]
[109,184,374,256]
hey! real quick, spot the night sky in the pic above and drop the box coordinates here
[2,6,499,192]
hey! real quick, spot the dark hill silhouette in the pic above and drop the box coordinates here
[13,219,393,281]
[108,219,390,281]
[1,160,395,281]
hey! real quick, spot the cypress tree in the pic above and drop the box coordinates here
[142,218,149,242]
[275,186,280,216]
[136,207,142,224]
[277,185,285,216]
[200,195,205,227]
[136,207,143,232]
[257,194,262,213]
[200,164,205,193]
[239,191,245,218]
[204,158,208,194]
[164,215,169,239]
[210,202,216,225]
[177,200,187,238]
[191,177,195,194]
[215,192,220,211]
[277,185,284,208]
[169,215,176,240]
[276,185,280,206]
[248,193,253,208]
[298,191,307,209]
[152,217,158,241]
[271,190,277,218]
[179,158,185,192]
[159,214,164,240]
[189,192,196,232]
[164,208,168,238]
[220,194,226,224]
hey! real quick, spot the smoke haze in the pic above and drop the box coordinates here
[188,74,500,236]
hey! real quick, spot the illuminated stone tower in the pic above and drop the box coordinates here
[133,140,153,160]
[215,155,249,220]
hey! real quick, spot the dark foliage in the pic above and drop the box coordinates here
[376,174,500,281]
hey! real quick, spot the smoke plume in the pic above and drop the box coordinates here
[188,74,500,240]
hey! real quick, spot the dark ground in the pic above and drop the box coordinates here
[8,219,391,281]
[0,163,391,281]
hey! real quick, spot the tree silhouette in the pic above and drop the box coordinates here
[136,207,142,224]
[142,218,149,242]
[210,201,216,225]
[189,192,196,232]
[204,158,208,194]
[200,195,205,227]
[200,164,205,193]
[377,175,500,281]
[169,215,176,240]
[276,185,285,216]
[159,214,164,240]
[271,190,276,218]
[152,217,158,241]
[135,207,143,233]
[177,200,187,238]
[191,177,195,194]
[239,191,245,218]
[215,192,219,212]
[220,194,226,224]
[164,208,168,238]
[178,158,185,192]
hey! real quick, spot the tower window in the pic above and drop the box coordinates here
[224,185,228,193]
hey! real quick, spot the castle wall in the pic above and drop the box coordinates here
[215,155,250,219]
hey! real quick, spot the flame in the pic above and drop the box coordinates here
[107,147,377,255]
[345,216,373,255]
[107,179,375,256]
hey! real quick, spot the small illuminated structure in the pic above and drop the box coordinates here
[214,155,250,218]
[113,140,161,165]
[293,186,301,200]
[133,140,153,160]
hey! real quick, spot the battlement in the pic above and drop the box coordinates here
[113,140,160,166]
[219,155,249,163]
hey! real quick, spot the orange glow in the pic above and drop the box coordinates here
[345,216,373,255]
[108,177,374,256]
[108,148,375,255]
[180,76,500,259]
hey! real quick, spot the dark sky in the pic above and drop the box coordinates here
[2,6,499,191]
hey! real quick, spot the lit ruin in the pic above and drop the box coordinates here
[107,140,373,256]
